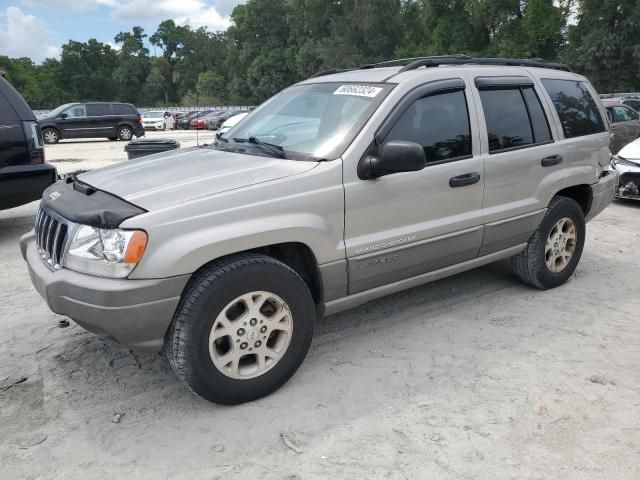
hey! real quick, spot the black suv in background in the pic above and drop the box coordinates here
[0,73,56,210]
[38,102,145,144]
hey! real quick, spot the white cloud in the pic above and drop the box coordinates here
[111,0,242,32]
[0,7,60,62]
[21,0,117,11]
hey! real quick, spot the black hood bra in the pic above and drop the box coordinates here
[41,175,147,229]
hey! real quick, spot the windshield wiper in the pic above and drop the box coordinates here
[233,136,286,159]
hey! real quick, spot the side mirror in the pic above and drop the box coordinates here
[58,113,68,119]
[358,140,427,179]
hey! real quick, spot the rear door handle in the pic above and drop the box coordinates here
[541,155,563,167]
[449,172,480,188]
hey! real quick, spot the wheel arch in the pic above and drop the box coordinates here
[553,184,593,216]
[189,242,324,306]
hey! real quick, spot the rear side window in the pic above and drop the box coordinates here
[479,86,552,152]
[541,79,605,138]
[611,105,639,122]
[86,103,112,116]
[0,90,19,121]
[113,104,136,115]
[385,90,472,163]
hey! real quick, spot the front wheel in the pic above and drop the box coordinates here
[42,128,59,144]
[165,253,316,405]
[512,196,586,289]
[117,125,133,141]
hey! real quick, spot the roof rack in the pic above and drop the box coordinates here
[397,56,572,73]
[308,55,571,80]
[309,68,357,79]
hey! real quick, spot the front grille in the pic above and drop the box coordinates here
[35,208,69,270]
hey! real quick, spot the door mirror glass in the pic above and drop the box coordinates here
[360,140,427,179]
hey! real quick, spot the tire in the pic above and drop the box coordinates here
[166,253,316,405]
[117,125,133,141]
[511,196,586,289]
[162,122,166,131]
[42,128,59,144]
[108,137,117,141]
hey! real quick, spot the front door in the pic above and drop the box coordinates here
[59,104,88,139]
[344,79,485,294]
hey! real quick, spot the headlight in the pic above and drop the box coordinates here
[613,155,640,168]
[64,225,148,278]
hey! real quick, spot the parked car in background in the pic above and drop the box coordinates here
[217,112,249,135]
[0,72,56,210]
[602,100,640,154]
[190,110,221,130]
[39,102,144,144]
[600,95,640,112]
[206,110,239,130]
[612,137,640,200]
[141,111,175,130]
[176,111,212,130]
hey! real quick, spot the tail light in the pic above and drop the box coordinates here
[138,115,142,125]
[24,121,45,164]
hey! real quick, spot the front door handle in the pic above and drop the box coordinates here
[449,172,480,188]
[541,155,563,167]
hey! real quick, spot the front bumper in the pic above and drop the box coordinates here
[20,232,190,352]
[586,170,618,221]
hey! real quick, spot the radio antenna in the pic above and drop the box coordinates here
[196,88,200,147]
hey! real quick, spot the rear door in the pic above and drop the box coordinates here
[467,72,563,255]
[85,103,115,138]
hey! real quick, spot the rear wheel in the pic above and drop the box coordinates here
[117,125,133,141]
[512,196,585,289]
[166,253,316,405]
[42,128,59,144]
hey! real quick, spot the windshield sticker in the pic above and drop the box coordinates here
[334,85,383,98]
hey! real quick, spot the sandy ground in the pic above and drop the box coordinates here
[1,137,640,479]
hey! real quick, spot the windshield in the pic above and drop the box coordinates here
[144,111,163,118]
[220,82,393,160]
[48,103,75,117]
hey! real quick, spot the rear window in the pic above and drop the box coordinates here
[541,79,606,138]
[479,86,552,153]
[113,104,136,115]
[86,103,112,116]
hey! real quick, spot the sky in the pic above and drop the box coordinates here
[0,0,246,62]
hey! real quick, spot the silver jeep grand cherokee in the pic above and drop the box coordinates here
[21,56,617,404]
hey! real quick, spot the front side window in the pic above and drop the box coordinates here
[86,103,112,116]
[221,82,393,160]
[384,90,472,163]
[63,104,86,118]
[480,86,554,152]
[541,79,606,138]
[611,105,639,122]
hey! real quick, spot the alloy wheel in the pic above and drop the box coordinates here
[208,291,293,380]
[545,217,577,273]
